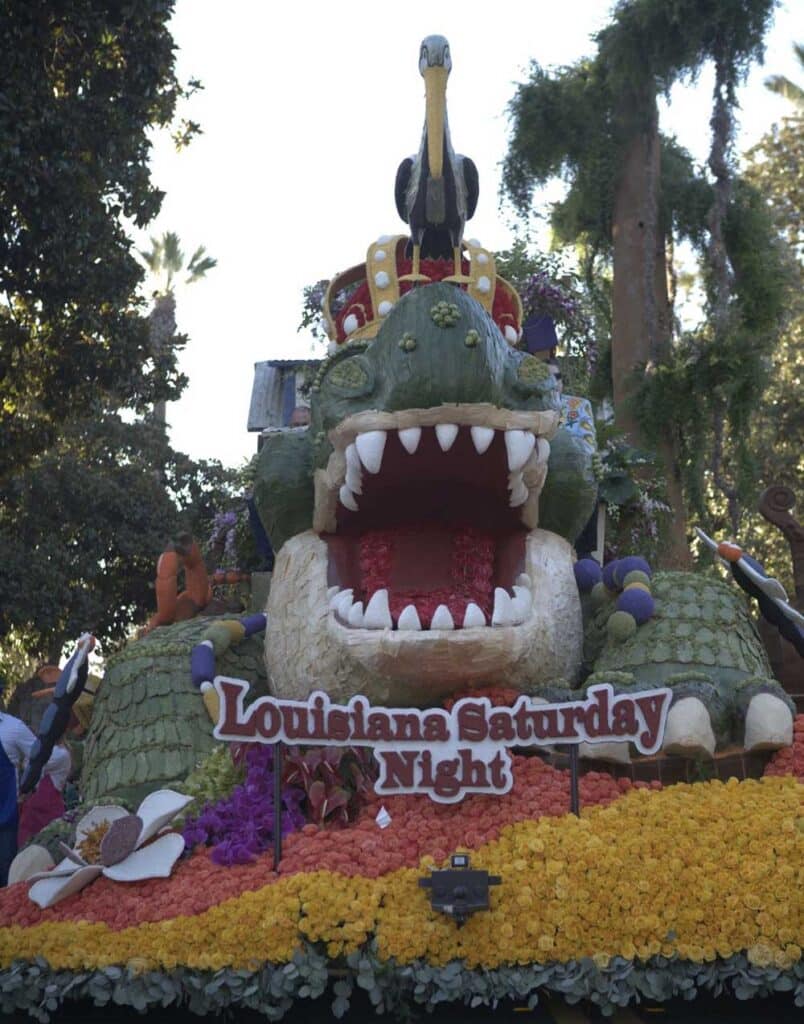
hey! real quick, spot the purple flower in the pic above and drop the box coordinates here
[182,745,305,865]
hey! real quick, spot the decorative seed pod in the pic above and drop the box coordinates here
[100,814,143,867]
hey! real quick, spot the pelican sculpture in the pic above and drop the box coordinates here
[395,35,479,283]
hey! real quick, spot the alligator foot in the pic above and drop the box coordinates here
[662,697,715,758]
[578,741,631,765]
[744,693,794,752]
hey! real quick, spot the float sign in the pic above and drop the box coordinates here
[214,680,671,804]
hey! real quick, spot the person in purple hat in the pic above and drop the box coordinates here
[520,314,558,360]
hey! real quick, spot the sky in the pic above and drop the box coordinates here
[138,0,802,468]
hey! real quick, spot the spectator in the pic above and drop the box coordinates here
[0,689,70,886]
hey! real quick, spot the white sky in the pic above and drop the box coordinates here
[139,0,802,468]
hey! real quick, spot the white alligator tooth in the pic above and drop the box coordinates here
[511,585,532,624]
[535,436,551,463]
[345,463,363,495]
[470,426,494,454]
[347,601,364,628]
[398,427,421,454]
[327,585,340,602]
[339,484,359,511]
[435,423,459,452]
[509,474,528,507]
[430,605,454,630]
[505,430,536,472]
[515,573,532,589]
[397,604,422,630]
[462,603,486,628]
[332,589,353,619]
[355,430,387,474]
[491,587,514,626]
[364,589,392,629]
[346,442,361,473]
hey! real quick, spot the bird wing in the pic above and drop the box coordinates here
[395,157,415,223]
[460,156,479,220]
[736,557,788,602]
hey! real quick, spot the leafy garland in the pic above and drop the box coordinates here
[1,948,800,1022]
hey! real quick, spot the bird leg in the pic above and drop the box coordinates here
[443,245,472,284]
[399,243,431,284]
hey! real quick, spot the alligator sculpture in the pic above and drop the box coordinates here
[256,281,595,708]
[249,277,793,762]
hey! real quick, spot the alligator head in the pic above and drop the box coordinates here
[259,283,589,706]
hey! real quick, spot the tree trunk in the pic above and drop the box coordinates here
[46,638,64,666]
[611,96,690,568]
[149,292,176,430]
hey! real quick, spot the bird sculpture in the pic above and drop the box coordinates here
[696,527,804,657]
[19,633,95,795]
[395,35,479,283]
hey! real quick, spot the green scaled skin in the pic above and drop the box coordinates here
[583,572,794,756]
[82,618,270,805]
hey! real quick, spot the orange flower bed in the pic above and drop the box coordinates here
[764,713,804,781]
[0,755,650,932]
[3,721,798,938]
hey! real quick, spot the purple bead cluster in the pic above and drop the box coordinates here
[182,745,305,866]
[574,555,656,641]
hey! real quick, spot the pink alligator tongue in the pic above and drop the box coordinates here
[358,524,495,627]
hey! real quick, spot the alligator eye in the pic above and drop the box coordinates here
[515,355,551,389]
[324,354,375,398]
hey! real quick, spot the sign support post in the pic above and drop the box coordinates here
[273,741,283,870]
[568,745,580,816]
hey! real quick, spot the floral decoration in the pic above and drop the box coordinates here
[0,768,799,975]
[181,746,305,866]
[25,790,192,909]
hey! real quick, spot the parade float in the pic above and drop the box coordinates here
[1,35,802,1022]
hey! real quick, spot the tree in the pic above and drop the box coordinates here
[0,4,239,666]
[0,2,196,480]
[0,413,238,664]
[139,231,217,426]
[736,108,804,589]
[502,0,779,563]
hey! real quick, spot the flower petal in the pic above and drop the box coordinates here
[135,789,193,847]
[26,856,85,883]
[8,844,55,886]
[28,865,102,909]
[75,805,130,845]
[102,832,185,882]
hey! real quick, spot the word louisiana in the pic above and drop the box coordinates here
[215,680,671,803]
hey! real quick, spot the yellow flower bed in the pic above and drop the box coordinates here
[1,777,801,973]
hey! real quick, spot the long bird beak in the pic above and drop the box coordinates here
[424,65,448,180]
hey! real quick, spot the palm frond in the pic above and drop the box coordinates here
[764,73,804,107]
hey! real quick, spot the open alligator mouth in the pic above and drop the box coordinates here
[315,405,554,634]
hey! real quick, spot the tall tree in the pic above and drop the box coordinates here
[0,4,235,668]
[503,0,778,565]
[738,104,804,588]
[139,232,217,426]
[0,2,194,480]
